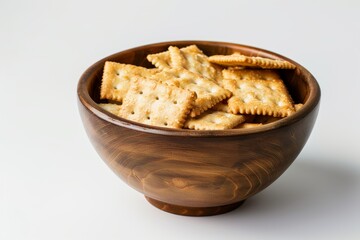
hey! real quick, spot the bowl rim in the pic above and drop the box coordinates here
[77,40,321,137]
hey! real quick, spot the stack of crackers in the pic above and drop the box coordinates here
[98,45,302,130]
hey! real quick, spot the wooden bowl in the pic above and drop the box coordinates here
[77,41,320,216]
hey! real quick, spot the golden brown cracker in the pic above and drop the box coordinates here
[235,123,263,129]
[222,69,295,117]
[146,50,172,70]
[169,45,223,84]
[295,103,304,111]
[209,53,296,69]
[119,78,196,128]
[223,68,281,81]
[185,110,246,130]
[98,103,122,116]
[153,68,231,117]
[147,45,223,84]
[100,61,158,102]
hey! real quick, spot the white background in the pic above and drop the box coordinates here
[1,0,360,239]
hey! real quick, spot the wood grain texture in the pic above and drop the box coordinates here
[77,41,321,216]
[145,196,245,216]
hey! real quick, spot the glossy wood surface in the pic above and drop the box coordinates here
[77,41,320,216]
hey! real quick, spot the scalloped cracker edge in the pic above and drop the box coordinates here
[209,53,296,69]
[185,110,246,130]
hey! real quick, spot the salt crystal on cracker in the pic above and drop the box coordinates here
[209,53,296,69]
[119,78,196,128]
[185,110,246,130]
[222,69,295,117]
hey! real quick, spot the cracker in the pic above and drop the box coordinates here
[153,68,231,117]
[100,61,158,102]
[209,53,296,69]
[235,123,263,129]
[223,68,281,81]
[147,45,223,84]
[185,110,246,130]
[222,69,295,117]
[119,78,196,128]
[169,45,223,84]
[98,103,122,116]
[295,103,304,111]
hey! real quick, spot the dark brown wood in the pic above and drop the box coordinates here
[77,41,321,216]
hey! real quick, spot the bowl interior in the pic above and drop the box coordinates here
[80,40,319,133]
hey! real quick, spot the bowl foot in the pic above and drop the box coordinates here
[145,196,245,216]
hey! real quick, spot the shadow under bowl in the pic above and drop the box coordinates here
[77,41,321,216]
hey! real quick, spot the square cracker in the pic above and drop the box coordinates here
[153,68,231,117]
[119,78,196,128]
[100,61,158,103]
[185,110,246,130]
[222,69,295,117]
[147,45,223,85]
[209,53,296,69]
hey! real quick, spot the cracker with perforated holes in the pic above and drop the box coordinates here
[153,68,231,117]
[119,78,196,128]
[222,69,295,117]
[209,53,296,69]
[100,61,159,103]
[169,46,224,85]
[147,45,223,85]
[185,110,246,130]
